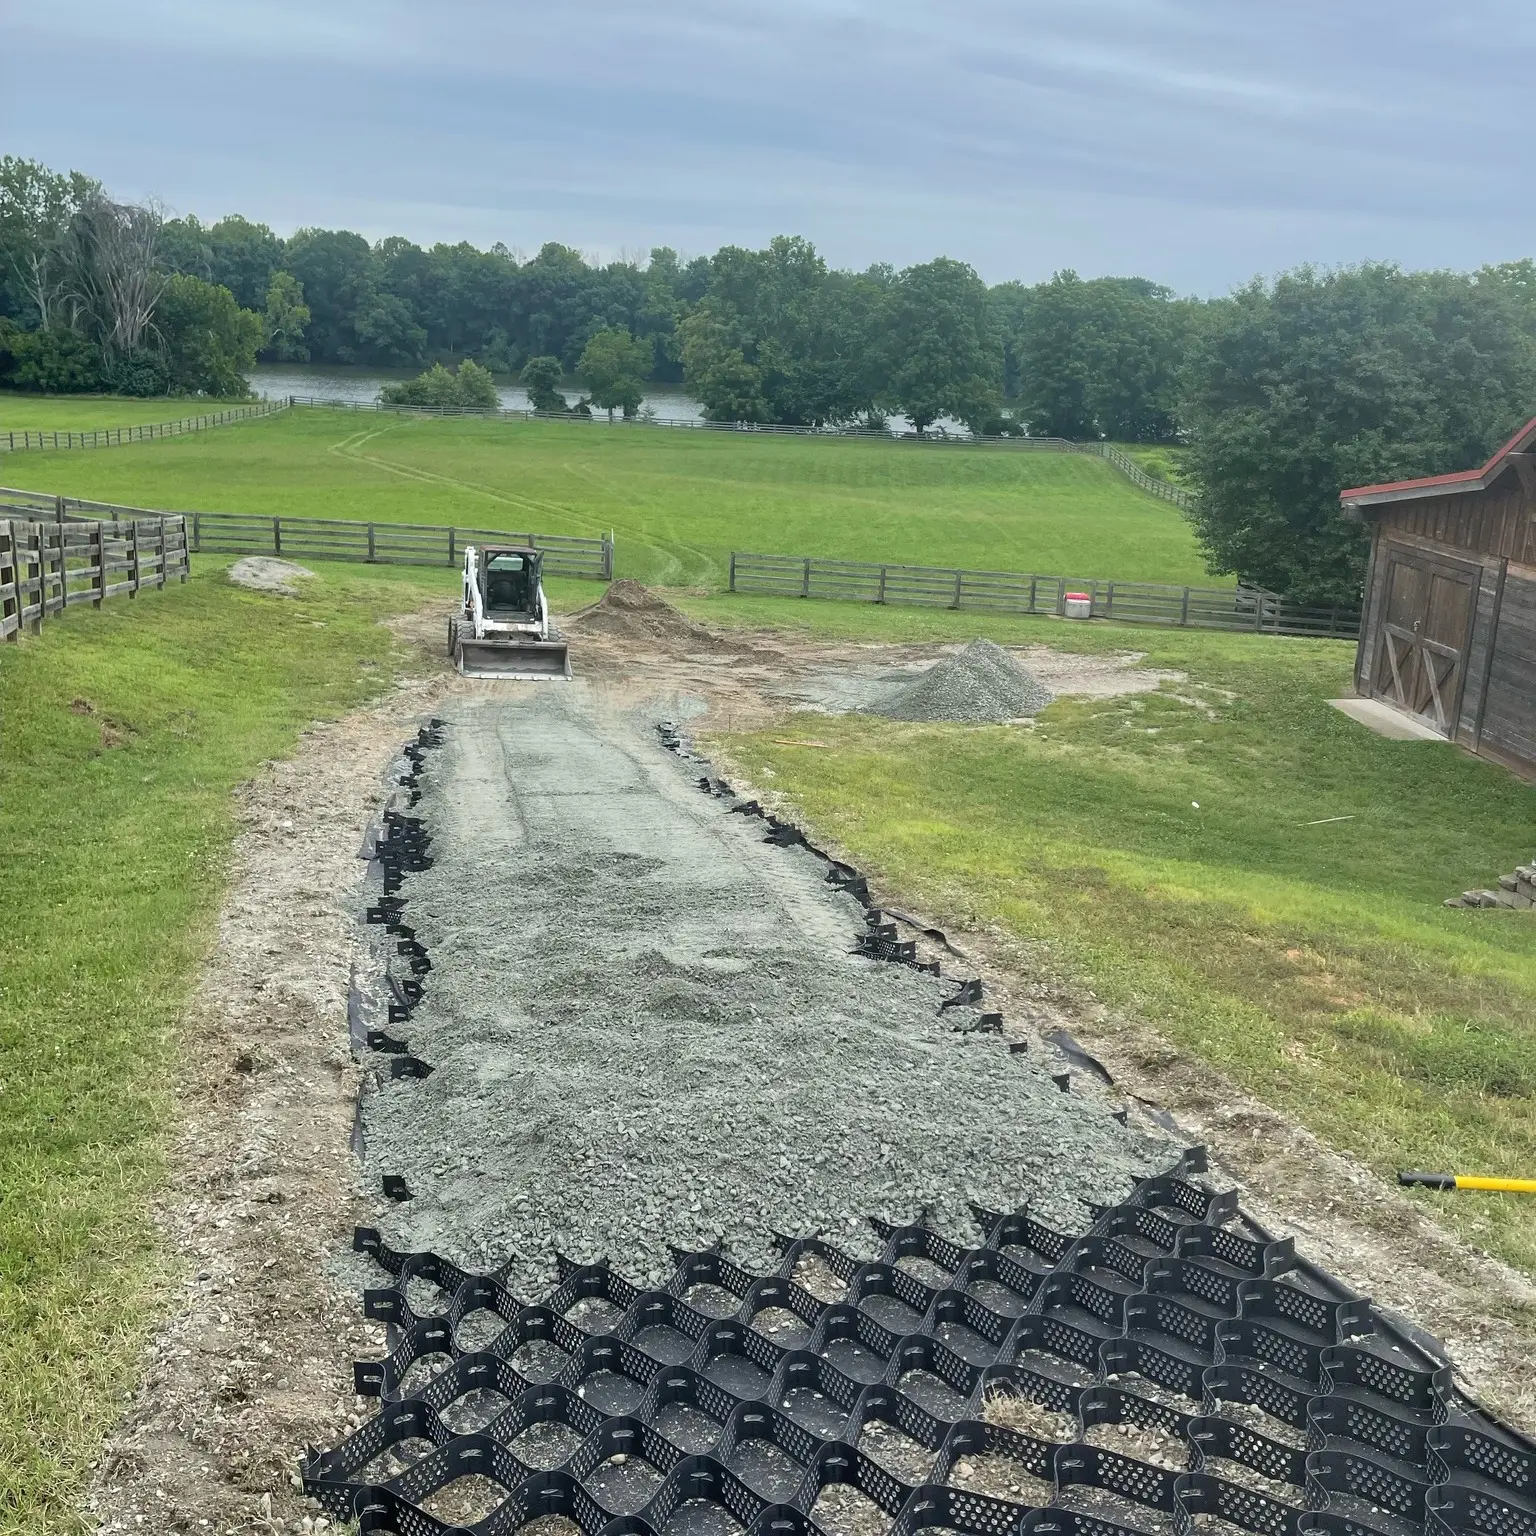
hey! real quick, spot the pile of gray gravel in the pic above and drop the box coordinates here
[359,690,1169,1298]
[871,638,1053,723]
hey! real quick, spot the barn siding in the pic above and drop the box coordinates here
[1381,483,1534,563]
[1350,463,1535,775]
[1478,571,1536,772]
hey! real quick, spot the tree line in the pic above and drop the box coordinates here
[4,155,1536,604]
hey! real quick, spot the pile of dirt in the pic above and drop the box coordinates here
[871,638,1053,722]
[567,579,734,651]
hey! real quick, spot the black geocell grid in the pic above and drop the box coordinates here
[318,721,1536,1536]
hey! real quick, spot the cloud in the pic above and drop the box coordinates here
[8,0,1535,292]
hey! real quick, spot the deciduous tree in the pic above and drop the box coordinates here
[578,326,650,420]
[881,258,1001,435]
[1183,263,1536,604]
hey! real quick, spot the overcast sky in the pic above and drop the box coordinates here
[7,1,1533,295]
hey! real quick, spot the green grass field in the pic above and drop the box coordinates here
[0,394,251,430]
[699,597,1536,1280]
[0,563,428,1534]
[7,404,1212,588]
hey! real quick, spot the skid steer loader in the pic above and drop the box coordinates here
[449,544,572,679]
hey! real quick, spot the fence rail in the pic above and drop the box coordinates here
[188,510,613,579]
[0,400,288,453]
[283,398,1192,506]
[0,512,189,641]
[728,552,1358,638]
[0,484,613,581]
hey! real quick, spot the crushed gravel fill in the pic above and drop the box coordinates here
[870,638,1053,722]
[227,556,315,596]
[362,687,1170,1296]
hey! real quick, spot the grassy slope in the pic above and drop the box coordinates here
[17,407,1212,588]
[0,393,251,430]
[0,561,428,1535]
[695,597,1536,1277]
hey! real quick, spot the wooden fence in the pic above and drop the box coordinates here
[728,552,1359,639]
[187,510,613,580]
[0,485,614,581]
[0,400,287,453]
[0,512,189,641]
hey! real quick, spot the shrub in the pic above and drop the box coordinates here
[379,360,501,410]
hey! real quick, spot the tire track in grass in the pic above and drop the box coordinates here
[330,422,701,586]
[558,456,716,587]
[329,424,585,530]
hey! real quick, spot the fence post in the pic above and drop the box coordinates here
[55,495,65,524]
[92,523,106,607]
[877,566,887,604]
[729,552,737,593]
[1180,588,1190,626]
[1106,581,1115,619]
[27,524,43,635]
[1090,579,1100,616]
[176,519,187,581]
[448,527,456,566]
[273,516,282,555]
[1057,576,1066,616]
[801,557,811,598]
[603,533,613,579]
[367,523,376,562]
[951,569,962,609]
[1028,574,1037,614]
[192,511,201,552]
[129,520,141,597]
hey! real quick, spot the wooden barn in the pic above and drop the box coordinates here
[1340,417,1536,778]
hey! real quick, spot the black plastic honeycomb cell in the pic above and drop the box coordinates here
[302,1152,1536,1536]
[319,722,1536,1536]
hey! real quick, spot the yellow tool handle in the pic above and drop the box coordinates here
[1399,1171,1536,1194]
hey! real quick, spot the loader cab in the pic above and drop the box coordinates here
[481,549,543,618]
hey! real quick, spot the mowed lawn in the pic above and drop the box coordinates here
[0,562,431,1534]
[0,393,253,431]
[697,597,1536,1283]
[10,405,1212,588]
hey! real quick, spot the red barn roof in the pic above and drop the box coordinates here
[1339,416,1536,509]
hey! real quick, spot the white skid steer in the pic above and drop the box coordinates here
[450,544,572,679]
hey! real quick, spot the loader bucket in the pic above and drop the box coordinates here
[456,637,572,680]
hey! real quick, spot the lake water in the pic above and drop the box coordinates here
[250,364,706,422]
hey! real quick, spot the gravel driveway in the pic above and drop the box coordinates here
[362,685,1170,1297]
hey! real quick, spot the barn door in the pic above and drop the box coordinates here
[1372,550,1476,734]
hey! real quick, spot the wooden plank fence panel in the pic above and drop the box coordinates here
[0,511,189,639]
[729,550,1359,640]
[180,508,612,579]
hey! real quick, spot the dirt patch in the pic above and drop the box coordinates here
[765,643,1184,716]
[982,1389,1078,1443]
[86,667,453,1535]
[227,556,316,596]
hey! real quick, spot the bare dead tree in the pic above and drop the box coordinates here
[63,192,168,358]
